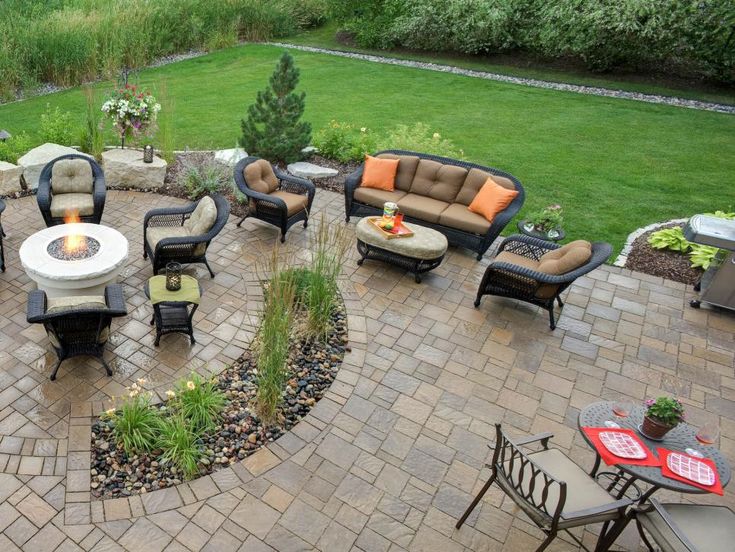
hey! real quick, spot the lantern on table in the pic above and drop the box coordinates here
[165,262,182,291]
[143,144,154,163]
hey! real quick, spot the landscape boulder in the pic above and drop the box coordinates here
[287,161,337,179]
[18,143,91,190]
[0,161,22,196]
[214,148,248,167]
[102,148,167,189]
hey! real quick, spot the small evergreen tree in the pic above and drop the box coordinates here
[240,52,311,164]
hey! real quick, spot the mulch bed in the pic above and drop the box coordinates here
[625,223,702,285]
[90,299,347,499]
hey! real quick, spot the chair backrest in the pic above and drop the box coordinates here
[492,424,566,527]
[51,158,94,195]
[43,306,114,348]
[238,157,278,194]
[184,195,218,236]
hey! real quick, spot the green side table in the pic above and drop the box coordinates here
[144,275,202,346]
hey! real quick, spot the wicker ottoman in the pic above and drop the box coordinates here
[355,217,448,283]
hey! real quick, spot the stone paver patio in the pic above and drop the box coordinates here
[0,188,732,551]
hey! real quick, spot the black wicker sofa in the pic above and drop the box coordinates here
[344,150,525,260]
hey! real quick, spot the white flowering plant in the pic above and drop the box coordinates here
[101,84,161,148]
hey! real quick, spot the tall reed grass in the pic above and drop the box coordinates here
[0,0,326,100]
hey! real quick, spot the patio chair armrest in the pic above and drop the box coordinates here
[489,431,553,450]
[275,169,315,193]
[26,290,48,322]
[144,207,192,228]
[104,284,127,315]
[498,234,558,258]
[344,167,364,198]
[563,497,633,521]
[37,180,52,214]
[486,261,572,285]
[92,174,106,213]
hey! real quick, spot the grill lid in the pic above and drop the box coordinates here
[684,215,735,250]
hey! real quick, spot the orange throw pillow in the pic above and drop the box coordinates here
[468,178,519,222]
[361,155,399,191]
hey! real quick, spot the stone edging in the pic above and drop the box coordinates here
[63,276,365,526]
[270,43,735,115]
[613,218,688,267]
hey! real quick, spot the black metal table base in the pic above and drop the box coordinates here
[356,239,444,283]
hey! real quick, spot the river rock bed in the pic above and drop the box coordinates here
[90,302,347,499]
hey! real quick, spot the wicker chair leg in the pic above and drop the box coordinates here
[99,356,113,376]
[49,358,63,381]
[203,258,215,278]
[556,295,564,307]
[548,305,557,330]
[237,214,248,227]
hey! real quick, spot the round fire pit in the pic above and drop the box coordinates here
[20,223,128,298]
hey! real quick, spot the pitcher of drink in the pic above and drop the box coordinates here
[383,202,398,223]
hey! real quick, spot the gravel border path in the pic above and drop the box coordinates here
[271,43,735,115]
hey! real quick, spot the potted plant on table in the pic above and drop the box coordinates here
[641,396,685,440]
[525,204,564,239]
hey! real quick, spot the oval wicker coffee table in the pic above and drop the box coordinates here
[355,217,448,283]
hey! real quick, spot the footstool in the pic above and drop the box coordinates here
[355,217,448,283]
[144,275,202,346]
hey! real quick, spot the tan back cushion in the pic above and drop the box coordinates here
[456,168,515,206]
[184,196,217,236]
[244,159,278,194]
[537,241,592,275]
[47,295,106,314]
[51,159,93,194]
[408,159,467,203]
[376,154,420,192]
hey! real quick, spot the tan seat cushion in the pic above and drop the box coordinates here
[353,187,407,209]
[183,196,217,236]
[493,251,558,299]
[50,193,95,218]
[409,159,467,203]
[146,226,206,256]
[244,159,278,194]
[639,504,735,552]
[438,203,491,235]
[376,154,420,192]
[397,193,449,224]
[537,241,592,275]
[51,159,93,194]
[269,190,308,216]
[513,448,621,525]
[456,168,516,206]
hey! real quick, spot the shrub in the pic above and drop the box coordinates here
[377,123,465,159]
[178,156,229,200]
[39,103,76,146]
[648,227,691,253]
[255,248,296,425]
[313,121,377,163]
[109,382,161,454]
[79,86,104,160]
[304,215,349,340]
[172,374,227,434]
[240,52,311,164]
[157,415,202,479]
[0,132,34,164]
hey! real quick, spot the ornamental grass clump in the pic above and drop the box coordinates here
[255,248,297,426]
[305,214,349,341]
[107,380,160,454]
[172,374,227,434]
[156,415,202,479]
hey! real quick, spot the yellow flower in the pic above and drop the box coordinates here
[360,127,367,133]
[131,382,139,390]
[129,390,139,398]
[137,378,147,386]
[105,408,115,416]
[186,381,196,391]
[432,132,441,139]
[166,390,176,399]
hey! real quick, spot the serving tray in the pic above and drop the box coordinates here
[368,217,415,239]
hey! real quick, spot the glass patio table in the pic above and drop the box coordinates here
[578,401,731,500]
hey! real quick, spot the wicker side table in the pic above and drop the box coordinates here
[355,217,448,283]
[144,275,202,346]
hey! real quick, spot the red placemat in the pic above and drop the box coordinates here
[658,448,724,495]
[582,427,660,467]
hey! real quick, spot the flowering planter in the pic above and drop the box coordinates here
[641,415,675,440]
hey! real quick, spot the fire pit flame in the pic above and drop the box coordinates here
[63,210,87,256]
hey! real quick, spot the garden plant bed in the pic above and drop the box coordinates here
[89,299,347,499]
[625,223,702,285]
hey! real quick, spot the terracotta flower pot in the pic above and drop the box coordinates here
[641,415,675,440]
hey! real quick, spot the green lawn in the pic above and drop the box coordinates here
[289,22,735,106]
[1,43,733,256]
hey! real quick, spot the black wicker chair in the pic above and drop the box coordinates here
[475,235,612,329]
[143,194,230,278]
[344,150,525,260]
[37,154,106,226]
[233,156,315,242]
[27,284,127,381]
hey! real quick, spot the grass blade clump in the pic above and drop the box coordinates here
[305,214,349,341]
[109,383,160,454]
[172,373,227,434]
[255,247,296,426]
[157,415,202,479]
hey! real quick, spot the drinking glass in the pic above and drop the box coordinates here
[696,419,720,444]
[612,399,632,418]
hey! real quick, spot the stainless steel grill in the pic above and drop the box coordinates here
[684,214,735,311]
